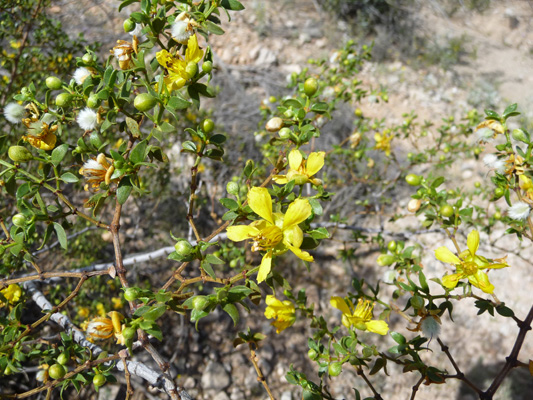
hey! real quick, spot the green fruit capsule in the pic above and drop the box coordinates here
[57,353,69,366]
[48,364,66,380]
[55,93,72,107]
[377,254,395,267]
[122,327,136,340]
[134,93,157,112]
[387,241,397,252]
[494,188,505,198]
[12,214,27,228]
[328,362,342,377]
[87,94,99,109]
[46,76,62,90]
[192,296,209,311]
[124,288,140,301]
[123,18,135,33]
[174,240,193,256]
[82,53,94,64]
[307,349,318,360]
[93,373,106,387]
[226,181,239,195]
[8,146,33,162]
[405,174,421,186]
[202,118,215,133]
[303,77,318,97]
[202,61,213,74]
[278,127,292,139]
[440,204,454,218]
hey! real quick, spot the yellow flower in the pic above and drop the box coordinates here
[273,150,325,186]
[156,34,203,92]
[435,230,509,294]
[505,153,525,176]
[111,297,123,309]
[0,284,22,307]
[77,306,90,318]
[79,153,116,192]
[22,120,57,151]
[86,311,125,344]
[96,302,106,317]
[264,295,296,333]
[330,297,389,335]
[227,187,313,282]
[374,130,393,156]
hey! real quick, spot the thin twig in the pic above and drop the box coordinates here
[248,343,275,400]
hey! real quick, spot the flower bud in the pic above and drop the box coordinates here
[123,18,136,33]
[192,295,209,311]
[278,127,292,139]
[328,362,342,377]
[57,353,69,366]
[174,240,193,256]
[226,181,239,195]
[303,77,318,97]
[202,118,214,133]
[122,326,136,340]
[265,117,283,132]
[134,93,157,112]
[202,61,213,74]
[82,53,95,64]
[407,198,422,213]
[512,128,529,143]
[377,254,395,267]
[185,62,198,79]
[354,108,363,118]
[55,93,72,107]
[123,288,140,301]
[87,94,99,109]
[93,373,106,387]
[8,146,33,162]
[12,213,27,227]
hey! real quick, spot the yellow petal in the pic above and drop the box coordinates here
[288,245,313,262]
[467,230,479,256]
[288,149,303,171]
[248,187,274,224]
[306,151,325,176]
[283,198,311,229]
[441,273,460,289]
[469,271,494,294]
[282,225,304,248]
[365,320,389,335]
[256,251,273,282]
[435,247,461,265]
[330,296,352,316]
[272,175,288,184]
[227,225,260,242]
[185,34,203,63]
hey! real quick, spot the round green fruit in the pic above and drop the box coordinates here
[303,77,318,97]
[134,93,157,112]
[494,188,505,198]
[87,94,99,109]
[440,204,454,218]
[12,214,27,228]
[405,174,421,186]
[202,61,213,74]
[122,327,136,340]
[307,349,318,360]
[387,241,397,252]
[354,108,363,118]
[278,127,292,140]
[494,211,502,220]
[175,240,193,256]
[45,76,62,90]
[192,296,209,311]
[328,362,342,377]
[377,254,395,267]
[82,53,94,64]
[93,373,106,387]
[124,288,139,301]
[123,18,135,33]
[48,364,66,380]
[55,93,72,107]
[202,118,215,133]
[57,353,69,366]
[226,181,239,195]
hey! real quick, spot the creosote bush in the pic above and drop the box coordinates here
[1,1,533,400]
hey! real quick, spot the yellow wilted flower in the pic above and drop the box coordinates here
[330,296,389,335]
[273,149,325,186]
[79,154,117,192]
[227,187,313,282]
[22,113,57,151]
[111,38,138,70]
[435,230,509,294]
[86,311,125,344]
[156,34,203,92]
[519,175,533,202]
[264,295,296,333]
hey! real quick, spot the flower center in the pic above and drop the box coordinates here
[251,226,283,251]
[462,261,478,276]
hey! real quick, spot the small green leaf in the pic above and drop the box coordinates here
[223,303,239,326]
[51,144,69,166]
[181,141,197,153]
[201,262,216,279]
[130,140,147,164]
[204,20,225,35]
[221,0,245,10]
[117,176,133,205]
[167,95,191,110]
[205,254,225,264]
[126,117,141,138]
[143,304,167,321]
[220,198,239,210]
[53,222,67,250]
[61,172,79,183]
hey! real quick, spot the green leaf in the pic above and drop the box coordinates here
[181,141,197,153]
[220,198,239,210]
[143,304,167,321]
[503,103,517,117]
[484,109,500,119]
[209,134,226,144]
[310,102,329,114]
[51,144,69,166]
[119,0,138,12]
[283,98,303,108]
[130,140,147,164]
[459,207,473,217]
[167,95,191,110]
[126,117,141,138]
[369,358,386,375]
[61,172,79,183]
[201,262,216,279]
[496,305,515,317]
[204,20,225,35]
[53,222,67,250]
[390,331,406,344]
[223,303,239,326]
[431,177,445,188]
[145,325,163,341]
[221,0,245,10]
[117,176,133,205]
[205,254,225,264]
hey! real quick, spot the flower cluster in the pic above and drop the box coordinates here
[273,150,325,186]
[330,296,389,335]
[0,284,22,308]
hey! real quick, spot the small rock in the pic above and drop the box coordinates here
[254,48,277,66]
[213,392,230,400]
[281,391,292,400]
[201,361,231,391]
